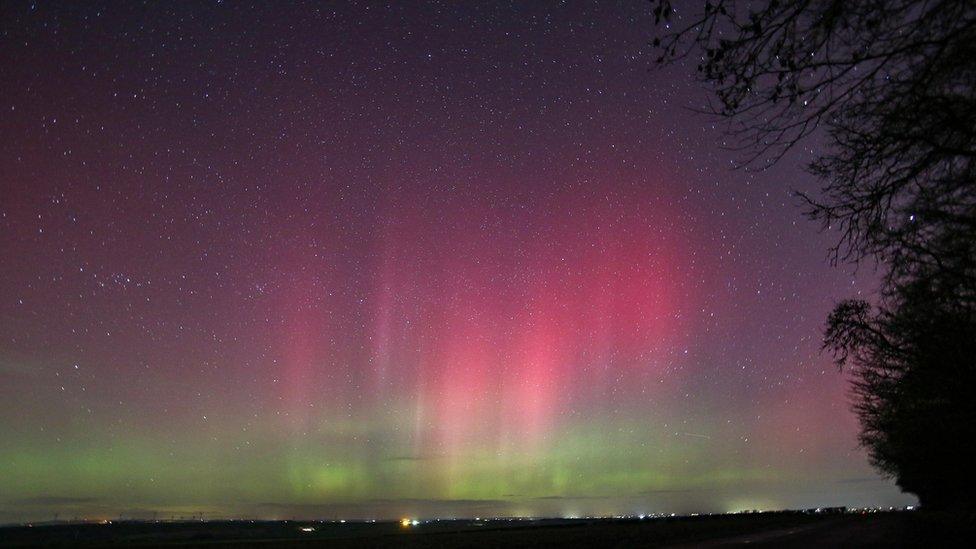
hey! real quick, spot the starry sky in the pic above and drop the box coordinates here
[0,1,915,522]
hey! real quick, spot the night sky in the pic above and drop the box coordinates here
[0,1,915,522]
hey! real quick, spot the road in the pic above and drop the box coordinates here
[669,513,957,547]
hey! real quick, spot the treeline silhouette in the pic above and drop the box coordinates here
[651,0,976,509]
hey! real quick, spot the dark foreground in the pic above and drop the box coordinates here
[1,511,973,548]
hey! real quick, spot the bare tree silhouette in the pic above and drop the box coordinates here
[652,0,976,508]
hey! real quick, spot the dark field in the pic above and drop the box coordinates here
[1,511,973,548]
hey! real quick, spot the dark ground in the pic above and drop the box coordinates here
[1,511,973,547]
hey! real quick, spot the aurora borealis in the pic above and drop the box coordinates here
[0,1,915,523]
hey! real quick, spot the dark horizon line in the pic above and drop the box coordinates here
[0,505,913,529]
